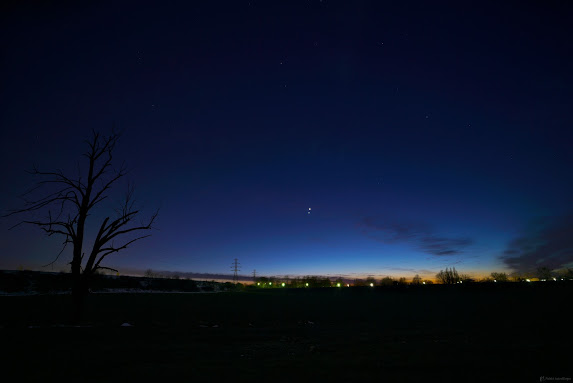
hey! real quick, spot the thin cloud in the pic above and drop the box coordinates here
[386,267,435,275]
[362,216,473,256]
[501,214,573,273]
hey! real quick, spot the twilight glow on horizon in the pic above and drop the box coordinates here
[1,1,572,281]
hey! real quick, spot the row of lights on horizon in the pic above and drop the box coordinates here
[255,282,428,287]
[253,278,570,286]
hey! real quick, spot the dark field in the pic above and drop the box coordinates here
[2,284,571,382]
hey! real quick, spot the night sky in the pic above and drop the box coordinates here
[1,1,572,280]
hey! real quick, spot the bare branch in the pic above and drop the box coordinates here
[42,241,70,268]
[26,166,85,197]
[88,165,127,210]
[103,209,157,244]
[3,190,78,218]
[93,233,152,270]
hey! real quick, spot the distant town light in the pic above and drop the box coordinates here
[422,281,426,285]
[460,281,463,284]
[269,282,272,285]
[493,280,497,282]
[526,279,531,282]
[305,283,309,287]
[257,282,260,285]
[337,283,341,287]
[281,283,285,287]
[553,278,557,281]
[370,283,374,287]
[347,284,350,287]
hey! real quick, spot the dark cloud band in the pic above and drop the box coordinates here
[362,216,473,256]
[501,214,573,273]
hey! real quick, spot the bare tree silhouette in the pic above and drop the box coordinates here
[490,272,509,282]
[411,274,422,285]
[3,131,158,321]
[436,267,460,284]
[379,276,394,286]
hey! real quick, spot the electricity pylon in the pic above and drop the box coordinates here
[231,258,241,284]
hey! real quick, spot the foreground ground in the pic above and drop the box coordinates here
[1,283,571,382]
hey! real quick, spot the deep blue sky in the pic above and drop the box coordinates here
[1,1,572,280]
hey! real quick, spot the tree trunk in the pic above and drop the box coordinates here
[71,272,88,324]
